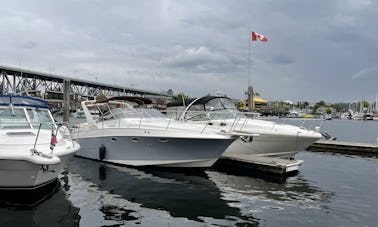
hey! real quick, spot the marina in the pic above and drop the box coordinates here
[1,1,378,226]
[0,117,377,226]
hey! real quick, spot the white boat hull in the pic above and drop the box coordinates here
[166,96,324,159]
[0,159,62,189]
[0,95,80,189]
[75,134,234,168]
[224,132,320,159]
[0,132,79,189]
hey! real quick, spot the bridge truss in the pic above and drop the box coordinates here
[0,65,172,100]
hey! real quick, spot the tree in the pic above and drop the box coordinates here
[331,103,342,112]
[96,92,107,101]
[313,100,326,113]
[176,93,187,102]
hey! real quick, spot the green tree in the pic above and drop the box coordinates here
[313,100,326,113]
[331,103,342,112]
[96,92,107,101]
[176,93,187,102]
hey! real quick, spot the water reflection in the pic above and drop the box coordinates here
[0,180,80,227]
[207,170,335,218]
[66,157,259,226]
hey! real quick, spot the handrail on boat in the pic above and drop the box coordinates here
[31,123,42,155]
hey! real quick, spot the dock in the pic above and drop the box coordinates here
[214,153,303,176]
[307,140,378,156]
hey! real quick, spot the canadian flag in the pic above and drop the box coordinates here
[251,32,268,42]
[50,128,57,151]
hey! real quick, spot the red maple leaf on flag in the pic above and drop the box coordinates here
[252,32,268,42]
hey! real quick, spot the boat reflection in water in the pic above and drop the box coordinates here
[64,157,334,226]
[0,177,80,227]
[207,170,335,215]
[65,157,258,226]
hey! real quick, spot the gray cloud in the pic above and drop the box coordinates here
[0,0,377,102]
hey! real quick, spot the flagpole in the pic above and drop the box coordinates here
[248,26,254,112]
[249,25,251,86]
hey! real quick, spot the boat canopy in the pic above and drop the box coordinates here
[96,96,153,105]
[167,96,245,121]
[167,96,236,111]
[0,95,49,109]
[167,95,236,109]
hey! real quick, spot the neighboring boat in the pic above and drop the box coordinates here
[0,95,80,189]
[72,106,100,119]
[72,97,238,168]
[166,95,324,159]
[72,107,85,118]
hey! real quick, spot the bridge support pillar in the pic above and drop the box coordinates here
[63,79,71,123]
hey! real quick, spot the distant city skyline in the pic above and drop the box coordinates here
[0,0,377,103]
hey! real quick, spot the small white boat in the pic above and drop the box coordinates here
[166,95,323,159]
[0,95,80,189]
[72,96,238,168]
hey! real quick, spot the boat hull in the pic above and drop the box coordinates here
[224,132,321,159]
[0,159,62,189]
[75,135,234,168]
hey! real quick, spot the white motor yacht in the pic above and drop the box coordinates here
[166,96,323,159]
[0,95,80,189]
[72,97,238,168]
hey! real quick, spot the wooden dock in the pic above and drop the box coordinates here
[214,153,303,176]
[307,140,378,156]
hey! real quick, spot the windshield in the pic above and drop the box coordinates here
[0,107,29,129]
[206,98,236,110]
[27,108,54,129]
[186,97,244,120]
[101,107,166,121]
[0,107,54,129]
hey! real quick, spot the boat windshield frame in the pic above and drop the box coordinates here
[99,105,166,121]
[185,97,246,121]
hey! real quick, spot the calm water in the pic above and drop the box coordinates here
[1,119,377,226]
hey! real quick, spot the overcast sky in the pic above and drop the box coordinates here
[1,0,377,103]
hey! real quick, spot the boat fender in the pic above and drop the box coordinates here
[99,144,106,160]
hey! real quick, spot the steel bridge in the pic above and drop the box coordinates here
[0,65,173,100]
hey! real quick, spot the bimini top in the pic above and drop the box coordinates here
[0,95,49,109]
[167,96,231,108]
[96,96,153,105]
